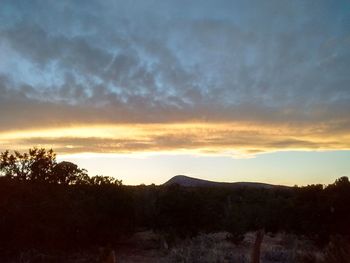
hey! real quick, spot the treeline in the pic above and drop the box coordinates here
[0,148,121,185]
[0,148,349,253]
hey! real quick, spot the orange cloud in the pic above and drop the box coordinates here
[0,121,349,157]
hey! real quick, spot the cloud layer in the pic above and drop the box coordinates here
[1,123,349,156]
[0,0,349,154]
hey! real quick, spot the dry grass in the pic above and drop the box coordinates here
[165,232,248,263]
[2,232,350,262]
[164,232,349,263]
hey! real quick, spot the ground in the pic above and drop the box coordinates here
[3,231,341,262]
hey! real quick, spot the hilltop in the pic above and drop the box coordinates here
[164,175,287,189]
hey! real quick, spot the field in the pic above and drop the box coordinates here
[5,231,349,263]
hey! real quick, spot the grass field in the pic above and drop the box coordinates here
[6,231,349,263]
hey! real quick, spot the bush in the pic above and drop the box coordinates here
[323,235,350,263]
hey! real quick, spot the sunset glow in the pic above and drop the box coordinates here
[1,122,349,156]
[1,0,349,185]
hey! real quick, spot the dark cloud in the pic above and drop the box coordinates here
[0,0,349,153]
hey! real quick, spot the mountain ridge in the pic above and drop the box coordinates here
[164,175,288,189]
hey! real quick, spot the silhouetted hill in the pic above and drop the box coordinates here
[164,175,287,189]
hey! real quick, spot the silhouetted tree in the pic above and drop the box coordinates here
[52,161,89,184]
[88,175,122,186]
[0,148,56,181]
[0,148,121,186]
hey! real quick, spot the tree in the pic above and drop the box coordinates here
[0,148,88,184]
[28,148,56,182]
[0,148,56,181]
[0,148,122,186]
[52,161,89,185]
[88,175,122,186]
[334,176,350,188]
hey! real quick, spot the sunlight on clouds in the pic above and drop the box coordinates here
[0,122,349,157]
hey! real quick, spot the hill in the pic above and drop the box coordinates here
[163,175,287,189]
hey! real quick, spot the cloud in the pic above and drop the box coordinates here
[0,0,349,154]
[0,123,349,156]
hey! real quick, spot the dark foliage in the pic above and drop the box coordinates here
[0,148,349,256]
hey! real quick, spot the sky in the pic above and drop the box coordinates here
[0,0,349,185]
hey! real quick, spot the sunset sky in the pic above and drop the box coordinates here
[0,0,349,185]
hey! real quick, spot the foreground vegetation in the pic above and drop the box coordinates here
[0,148,349,262]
